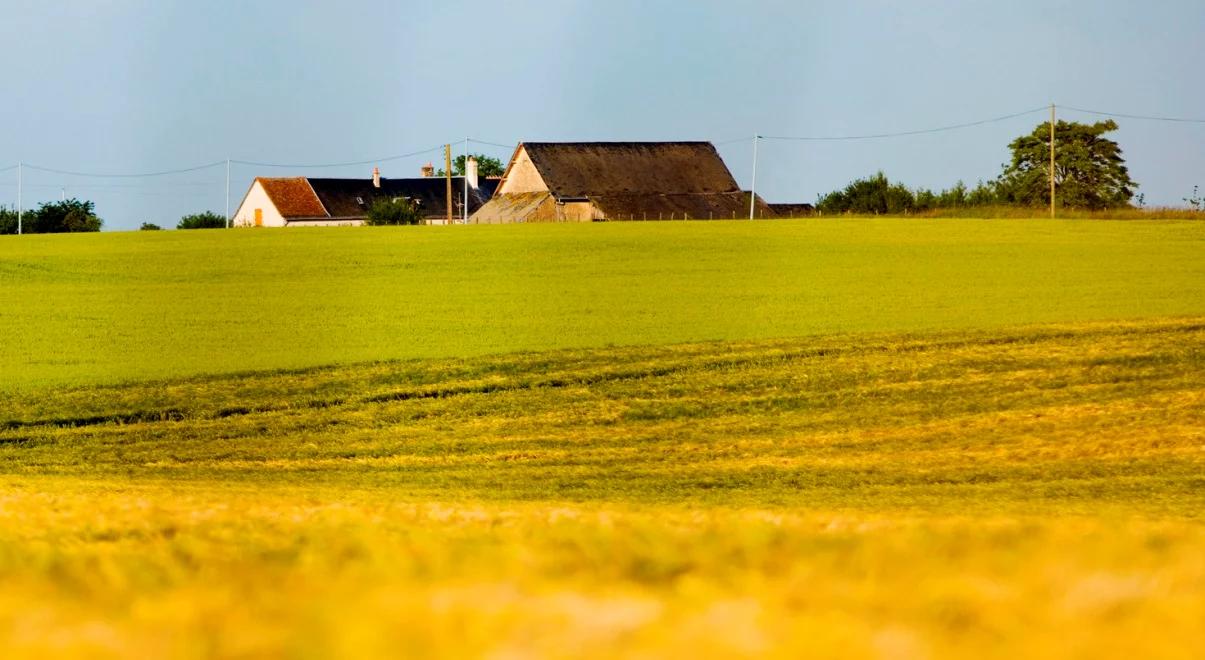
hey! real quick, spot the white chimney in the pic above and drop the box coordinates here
[466,156,479,190]
[372,166,381,188]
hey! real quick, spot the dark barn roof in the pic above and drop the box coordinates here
[520,142,743,197]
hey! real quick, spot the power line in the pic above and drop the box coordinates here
[0,181,221,189]
[231,144,446,169]
[761,106,1050,141]
[0,164,18,174]
[1059,105,1205,124]
[467,138,518,150]
[22,160,226,178]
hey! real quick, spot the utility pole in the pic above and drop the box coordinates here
[445,144,453,226]
[749,134,759,220]
[463,137,469,224]
[225,158,231,228]
[1049,103,1056,219]
[16,162,21,235]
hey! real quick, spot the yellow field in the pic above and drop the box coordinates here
[2,480,1203,659]
[2,318,1202,657]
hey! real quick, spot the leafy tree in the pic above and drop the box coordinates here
[966,181,999,206]
[817,172,917,214]
[140,222,162,231]
[365,197,423,225]
[177,211,227,229]
[996,119,1136,209]
[437,153,506,177]
[0,206,17,235]
[25,199,102,233]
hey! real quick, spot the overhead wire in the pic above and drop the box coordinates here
[467,138,518,150]
[230,144,447,169]
[761,106,1050,141]
[22,160,226,178]
[1058,105,1205,124]
[3,104,1201,185]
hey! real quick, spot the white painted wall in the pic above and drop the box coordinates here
[232,180,287,228]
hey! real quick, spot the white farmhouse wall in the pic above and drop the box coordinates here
[232,181,287,227]
[284,219,365,227]
[497,147,549,195]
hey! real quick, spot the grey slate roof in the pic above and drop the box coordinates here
[293,177,499,220]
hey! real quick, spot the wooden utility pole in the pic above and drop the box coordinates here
[445,145,454,225]
[1049,104,1056,219]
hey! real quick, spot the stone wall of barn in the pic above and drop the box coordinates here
[497,148,549,195]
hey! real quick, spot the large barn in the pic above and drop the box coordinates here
[232,164,499,227]
[469,142,775,223]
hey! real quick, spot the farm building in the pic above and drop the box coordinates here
[232,163,499,227]
[469,142,775,223]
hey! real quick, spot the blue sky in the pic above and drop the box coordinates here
[1,0,1203,229]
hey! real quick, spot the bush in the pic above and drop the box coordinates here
[817,172,917,215]
[0,207,17,235]
[140,222,162,231]
[177,211,227,229]
[365,198,423,226]
[23,199,102,233]
[818,175,1002,215]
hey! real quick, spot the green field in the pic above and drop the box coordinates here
[1,220,1203,657]
[2,219,1203,391]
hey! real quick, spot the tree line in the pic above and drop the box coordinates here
[0,203,233,234]
[1,153,509,233]
[816,120,1141,214]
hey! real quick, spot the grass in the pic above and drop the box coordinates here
[810,206,1205,220]
[2,218,1204,391]
[0,318,1203,657]
[2,219,1203,656]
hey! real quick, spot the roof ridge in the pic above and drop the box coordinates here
[301,177,331,219]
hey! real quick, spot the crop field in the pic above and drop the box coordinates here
[1,219,1203,657]
[1,219,1203,391]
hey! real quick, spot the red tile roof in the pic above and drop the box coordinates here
[257,177,328,219]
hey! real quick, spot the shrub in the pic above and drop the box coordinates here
[140,222,162,231]
[365,198,423,226]
[177,211,227,229]
[0,206,17,235]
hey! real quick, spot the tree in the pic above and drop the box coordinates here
[364,197,423,225]
[140,222,162,231]
[24,199,102,233]
[996,119,1137,209]
[816,172,917,214]
[177,211,227,229]
[437,153,506,177]
[0,207,17,235]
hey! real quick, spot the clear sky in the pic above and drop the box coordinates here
[1,0,1203,230]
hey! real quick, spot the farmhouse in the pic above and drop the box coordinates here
[469,142,776,223]
[232,163,499,227]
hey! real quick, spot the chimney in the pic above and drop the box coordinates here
[421,162,435,178]
[372,166,380,188]
[466,156,479,190]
